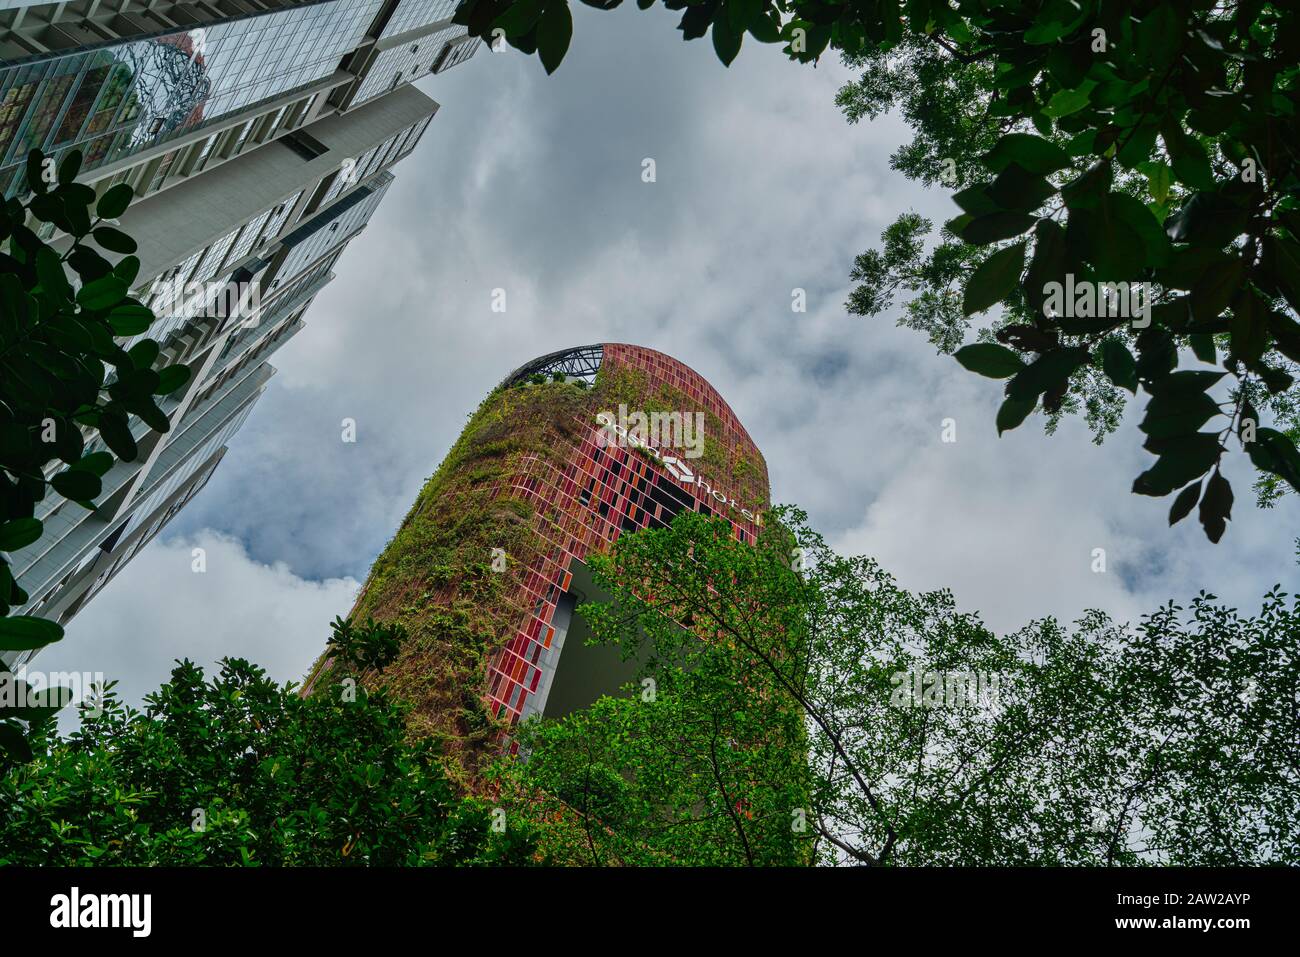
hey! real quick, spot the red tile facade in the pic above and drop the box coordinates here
[481,344,770,724]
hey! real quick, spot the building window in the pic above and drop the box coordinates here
[147,150,179,193]
[297,93,320,126]
[280,130,329,161]
[232,119,256,154]
[194,133,219,172]
[265,105,290,139]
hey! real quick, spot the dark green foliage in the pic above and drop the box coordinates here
[326,615,407,673]
[1,148,183,763]
[0,657,541,865]
[502,508,1299,865]
[455,0,1300,539]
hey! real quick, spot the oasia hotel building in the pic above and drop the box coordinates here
[306,344,770,764]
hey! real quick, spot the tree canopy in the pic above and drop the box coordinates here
[0,619,540,866]
[455,0,1300,542]
[496,509,1299,864]
[5,512,1294,865]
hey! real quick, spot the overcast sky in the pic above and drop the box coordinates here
[39,6,1300,715]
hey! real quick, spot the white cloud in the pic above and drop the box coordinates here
[38,530,358,721]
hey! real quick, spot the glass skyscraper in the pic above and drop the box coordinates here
[0,0,481,666]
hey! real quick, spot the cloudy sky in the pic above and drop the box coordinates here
[40,6,1300,713]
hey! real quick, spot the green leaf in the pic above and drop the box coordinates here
[1139,161,1172,205]
[72,451,113,477]
[1189,333,1217,364]
[492,0,543,35]
[1024,219,1067,316]
[536,1,573,74]
[987,164,1056,212]
[1139,392,1222,439]
[107,303,155,336]
[0,518,43,552]
[963,241,1026,315]
[983,133,1071,176]
[1168,481,1201,526]
[712,5,743,65]
[96,183,133,220]
[1267,311,1300,365]
[4,683,76,721]
[1133,432,1221,497]
[97,412,138,462]
[1145,369,1226,397]
[1246,428,1300,493]
[113,255,141,287]
[127,397,170,435]
[1104,192,1169,266]
[747,9,781,43]
[1190,257,1245,326]
[1162,125,1214,191]
[1084,195,1146,277]
[1006,347,1090,402]
[77,275,128,312]
[1099,338,1138,393]
[1228,289,1267,364]
[952,183,1000,217]
[1165,192,1247,246]
[1044,80,1096,118]
[58,150,83,184]
[1198,470,1233,542]
[1061,162,1112,211]
[128,339,159,370]
[954,343,1025,379]
[1135,329,1178,382]
[1134,3,1180,70]
[35,247,71,301]
[92,226,137,254]
[155,364,192,395]
[996,396,1036,435]
[0,722,33,763]
[26,150,49,195]
[0,615,64,651]
[1269,236,1300,315]
[1025,0,1089,44]
[1116,123,1159,170]
[51,468,102,502]
[961,212,1037,245]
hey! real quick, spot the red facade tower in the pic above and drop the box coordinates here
[308,343,770,758]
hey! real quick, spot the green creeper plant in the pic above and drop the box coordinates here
[325,615,407,673]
